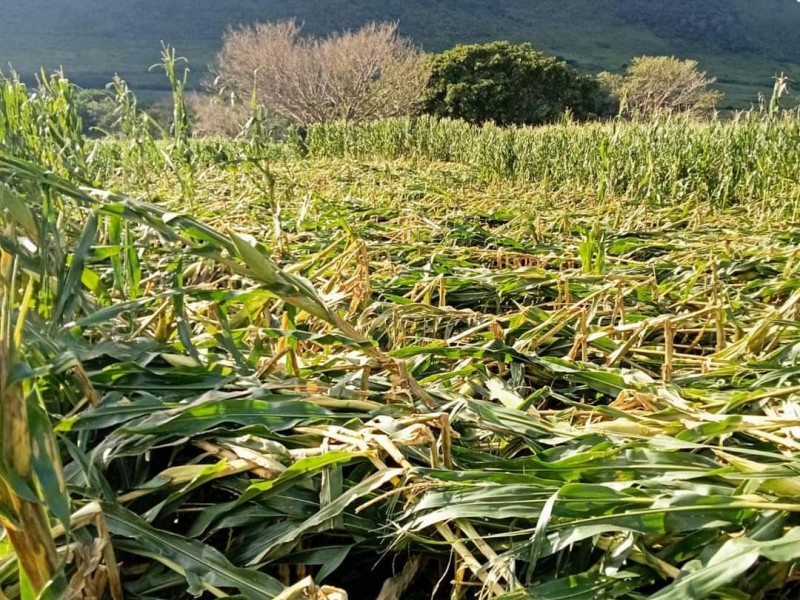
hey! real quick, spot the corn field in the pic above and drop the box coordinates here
[304,114,800,210]
[1,71,800,600]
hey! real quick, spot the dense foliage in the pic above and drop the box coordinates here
[422,42,604,125]
[2,72,800,600]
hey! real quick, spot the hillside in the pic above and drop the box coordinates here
[2,0,800,108]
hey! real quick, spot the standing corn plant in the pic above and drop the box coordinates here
[0,160,128,598]
[150,45,197,208]
[0,241,64,596]
[0,70,87,179]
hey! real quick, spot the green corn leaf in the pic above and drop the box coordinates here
[103,503,286,600]
[650,528,800,600]
[124,397,331,437]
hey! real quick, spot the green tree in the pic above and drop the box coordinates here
[74,89,118,136]
[599,55,722,117]
[422,41,604,126]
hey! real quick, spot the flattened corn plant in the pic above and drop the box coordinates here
[1,72,800,600]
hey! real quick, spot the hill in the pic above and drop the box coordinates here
[2,0,800,108]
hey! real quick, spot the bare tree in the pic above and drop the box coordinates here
[209,20,430,128]
[599,56,722,117]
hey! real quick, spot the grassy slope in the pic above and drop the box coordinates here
[2,0,800,107]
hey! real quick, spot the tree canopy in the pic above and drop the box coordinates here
[600,55,722,117]
[210,20,430,127]
[422,41,604,126]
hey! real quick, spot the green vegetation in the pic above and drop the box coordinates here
[3,1,800,107]
[303,115,800,207]
[423,42,602,125]
[3,72,800,600]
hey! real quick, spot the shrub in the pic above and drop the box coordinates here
[187,92,252,138]
[210,20,430,128]
[188,92,293,139]
[599,55,722,117]
[422,41,605,126]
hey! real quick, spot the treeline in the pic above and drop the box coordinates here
[56,20,791,139]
